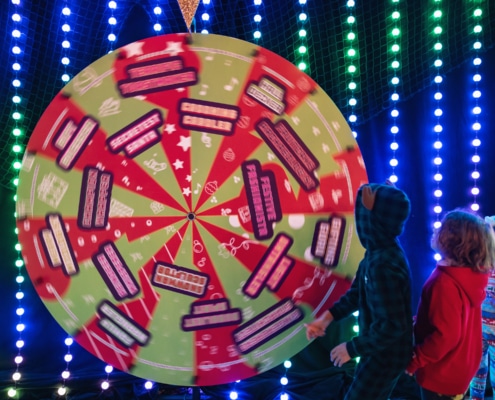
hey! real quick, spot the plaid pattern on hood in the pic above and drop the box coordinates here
[355,183,411,250]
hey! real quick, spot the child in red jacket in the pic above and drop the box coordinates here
[406,209,495,400]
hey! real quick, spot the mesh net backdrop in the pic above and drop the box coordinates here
[2,0,495,190]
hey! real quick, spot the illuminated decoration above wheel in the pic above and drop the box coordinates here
[177,0,200,31]
[15,33,367,387]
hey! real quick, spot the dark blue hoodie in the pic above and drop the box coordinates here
[330,183,413,369]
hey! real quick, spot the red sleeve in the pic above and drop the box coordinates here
[406,278,462,373]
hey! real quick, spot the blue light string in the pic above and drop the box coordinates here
[467,3,485,213]
[107,1,118,52]
[430,0,446,261]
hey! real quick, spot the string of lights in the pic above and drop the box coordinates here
[55,337,74,397]
[102,1,120,389]
[278,360,291,400]
[8,0,27,398]
[342,0,361,349]
[387,0,403,185]
[295,0,309,72]
[430,0,446,246]
[467,2,485,213]
[343,0,360,138]
[251,0,264,43]
[54,5,77,397]
[101,364,114,391]
[152,2,164,34]
[199,0,212,34]
[352,311,360,363]
[107,1,118,52]
[229,379,240,400]
[60,2,72,84]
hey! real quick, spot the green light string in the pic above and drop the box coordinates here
[387,0,403,184]
[295,0,309,72]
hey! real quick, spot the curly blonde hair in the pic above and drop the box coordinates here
[431,209,495,273]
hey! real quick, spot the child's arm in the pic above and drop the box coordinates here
[328,261,361,320]
[305,310,334,340]
[305,260,362,340]
[346,260,410,358]
[406,278,463,373]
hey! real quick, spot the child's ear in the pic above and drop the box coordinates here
[361,185,376,210]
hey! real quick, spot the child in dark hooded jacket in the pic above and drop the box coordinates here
[305,182,413,400]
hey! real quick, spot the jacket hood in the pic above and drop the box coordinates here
[438,264,488,306]
[355,183,411,250]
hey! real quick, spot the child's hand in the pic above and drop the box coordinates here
[330,343,351,367]
[361,185,376,210]
[405,352,417,376]
[304,320,327,340]
[304,311,334,340]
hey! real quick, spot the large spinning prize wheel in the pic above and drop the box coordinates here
[16,33,368,386]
